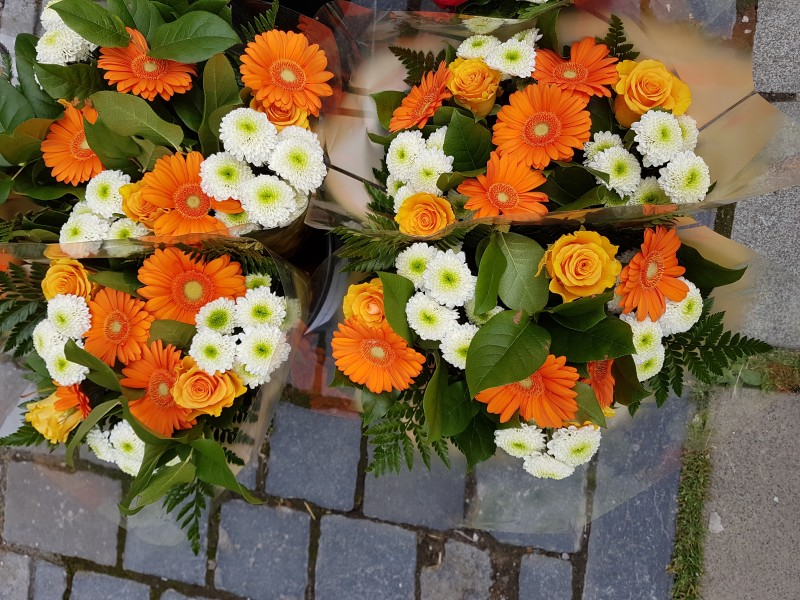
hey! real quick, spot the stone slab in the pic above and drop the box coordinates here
[753,0,800,93]
[32,561,67,600]
[0,550,30,600]
[419,540,492,600]
[315,515,417,600]
[71,572,150,600]
[161,591,214,600]
[0,0,38,39]
[518,554,573,600]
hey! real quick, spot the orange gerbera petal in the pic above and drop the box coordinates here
[137,247,246,324]
[475,355,579,426]
[616,226,690,322]
[582,359,615,409]
[139,152,229,237]
[534,37,619,99]
[389,61,452,132]
[121,341,196,437]
[332,317,426,394]
[240,29,334,118]
[493,83,591,170]
[84,288,154,366]
[52,384,91,418]
[41,103,103,186]
[97,28,196,101]
[458,151,549,218]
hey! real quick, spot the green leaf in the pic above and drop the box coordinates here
[361,389,394,425]
[371,91,406,131]
[120,442,169,511]
[440,381,479,438]
[555,185,623,212]
[587,95,614,135]
[0,79,35,134]
[548,316,635,362]
[13,179,82,201]
[51,0,130,47]
[549,293,613,331]
[611,354,650,409]
[442,110,492,173]
[89,270,142,295]
[190,439,262,504]
[124,459,196,514]
[574,381,606,427]
[377,272,415,344]
[466,310,550,397]
[0,423,47,448]
[517,0,571,20]
[148,12,240,64]
[64,339,123,391]
[676,243,745,294]
[84,119,140,174]
[0,173,13,204]
[0,118,53,165]
[172,83,204,132]
[14,35,61,119]
[496,232,549,314]
[536,6,562,53]
[134,138,171,171]
[554,161,610,185]
[453,413,495,469]
[91,91,184,150]
[34,62,106,102]
[65,398,120,467]
[198,53,239,154]
[148,320,196,348]
[539,162,598,205]
[108,0,164,40]
[423,355,448,442]
[474,233,506,314]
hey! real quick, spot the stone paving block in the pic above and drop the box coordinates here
[124,503,208,586]
[419,540,492,600]
[161,591,214,600]
[0,550,30,600]
[215,500,310,600]
[3,461,121,566]
[236,455,259,491]
[71,572,150,600]
[363,448,466,530]
[754,0,800,93]
[315,515,416,600]
[0,0,38,39]
[32,561,67,600]
[265,403,361,511]
[518,554,573,600]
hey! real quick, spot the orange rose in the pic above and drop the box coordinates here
[41,258,95,300]
[343,278,385,325]
[171,357,246,418]
[26,385,89,444]
[252,98,310,131]
[395,192,455,237]
[447,58,501,118]
[613,59,691,127]
[539,230,621,302]
[121,179,162,226]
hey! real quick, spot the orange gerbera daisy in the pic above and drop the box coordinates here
[137,247,246,324]
[241,29,334,117]
[41,102,103,186]
[84,288,155,366]
[97,27,196,101]
[475,355,579,427]
[583,359,615,409]
[389,61,452,132]
[616,226,689,321]
[457,151,549,218]
[332,318,426,394]
[121,341,195,437]
[493,83,591,170]
[534,37,619,99]
[53,384,91,418]
[140,152,238,237]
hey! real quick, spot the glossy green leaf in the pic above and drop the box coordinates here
[611,354,650,413]
[547,316,635,362]
[574,381,606,427]
[0,173,13,204]
[198,54,239,154]
[423,354,448,442]
[84,119,140,175]
[676,243,745,294]
[555,184,622,212]
[148,12,240,63]
[361,389,394,425]
[191,438,262,504]
[108,0,164,41]
[91,91,184,150]
[496,232,549,314]
[377,271,415,343]
[65,398,120,467]
[0,79,35,134]
[549,292,613,331]
[89,270,142,296]
[440,381,479,438]
[0,118,53,165]
[474,233,506,314]
[34,62,106,102]
[124,458,196,514]
[51,0,130,47]
[148,320,196,349]
[371,91,406,131]
[442,110,492,172]
[14,34,62,118]
[64,339,122,392]
[453,413,496,469]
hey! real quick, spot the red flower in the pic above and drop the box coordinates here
[433,0,467,7]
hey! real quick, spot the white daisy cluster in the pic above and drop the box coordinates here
[36,0,96,66]
[32,294,92,386]
[385,131,454,210]
[86,421,146,476]
[456,28,540,79]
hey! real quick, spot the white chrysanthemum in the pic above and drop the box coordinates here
[485,39,536,78]
[634,344,666,381]
[84,170,130,218]
[59,212,110,244]
[392,185,417,213]
[661,278,703,335]
[396,243,437,289]
[547,425,602,467]
[235,287,287,330]
[588,147,641,196]
[41,0,65,30]
[46,342,89,386]
[514,28,543,48]
[246,273,272,290]
[627,176,670,206]
[189,330,236,375]
[199,152,254,202]
[107,218,149,240]
[620,313,663,358]
[523,453,575,480]
[32,319,66,361]
[456,35,501,60]
[423,250,476,308]
[277,125,320,146]
[109,421,145,477]
[237,174,296,228]
[583,132,624,162]
[219,107,278,166]
[233,359,266,389]
[36,25,93,66]
[405,292,459,341]
[86,427,115,464]
[236,325,290,378]
[276,190,309,227]
[462,17,506,35]
[426,126,448,152]
[281,297,302,332]
[386,131,426,181]
[495,424,546,458]
[440,322,478,370]
[195,297,237,335]
[386,174,406,199]
[658,151,711,204]
[213,209,256,234]
[47,294,91,339]
[70,201,95,216]
[631,111,684,167]
[268,138,326,194]
[676,114,699,151]
[406,148,454,195]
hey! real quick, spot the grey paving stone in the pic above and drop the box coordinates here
[315,515,416,600]
[32,561,67,600]
[0,550,30,600]
[419,540,492,600]
[215,500,310,600]
[71,572,150,600]
[518,554,573,600]
[265,403,361,511]
[3,461,121,565]
[123,503,208,586]
[236,455,259,491]
[0,355,38,439]
[0,0,38,39]
[161,591,213,600]
[754,0,800,93]
[363,448,466,530]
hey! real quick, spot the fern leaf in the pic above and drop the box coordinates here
[389,46,447,86]
[596,14,640,61]
[0,423,47,448]
[239,1,280,44]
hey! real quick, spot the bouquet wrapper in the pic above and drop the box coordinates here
[306,0,800,229]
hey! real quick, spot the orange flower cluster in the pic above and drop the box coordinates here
[41,102,104,186]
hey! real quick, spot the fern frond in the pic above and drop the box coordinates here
[389,46,448,86]
[0,423,47,448]
[239,1,280,44]
[163,480,213,555]
[596,14,640,61]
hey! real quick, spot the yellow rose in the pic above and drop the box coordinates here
[446,58,501,118]
[343,278,385,325]
[121,179,162,227]
[171,357,246,418]
[25,386,88,444]
[613,59,691,127]
[395,192,456,237]
[42,258,94,300]
[252,98,310,131]
[539,230,621,302]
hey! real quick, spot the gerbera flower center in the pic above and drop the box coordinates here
[411,90,440,121]
[104,310,131,343]
[270,59,307,91]
[642,253,665,289]
[522,112,562,147]
[487,182,519,209]
[555,62,588,82]
[173,183,211,218]
[172,271,214,309]
[131,54,169,80]
[516,373,545,396]
[70,132,95,161]
[148,369,176,408]
[361,339,394,367]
